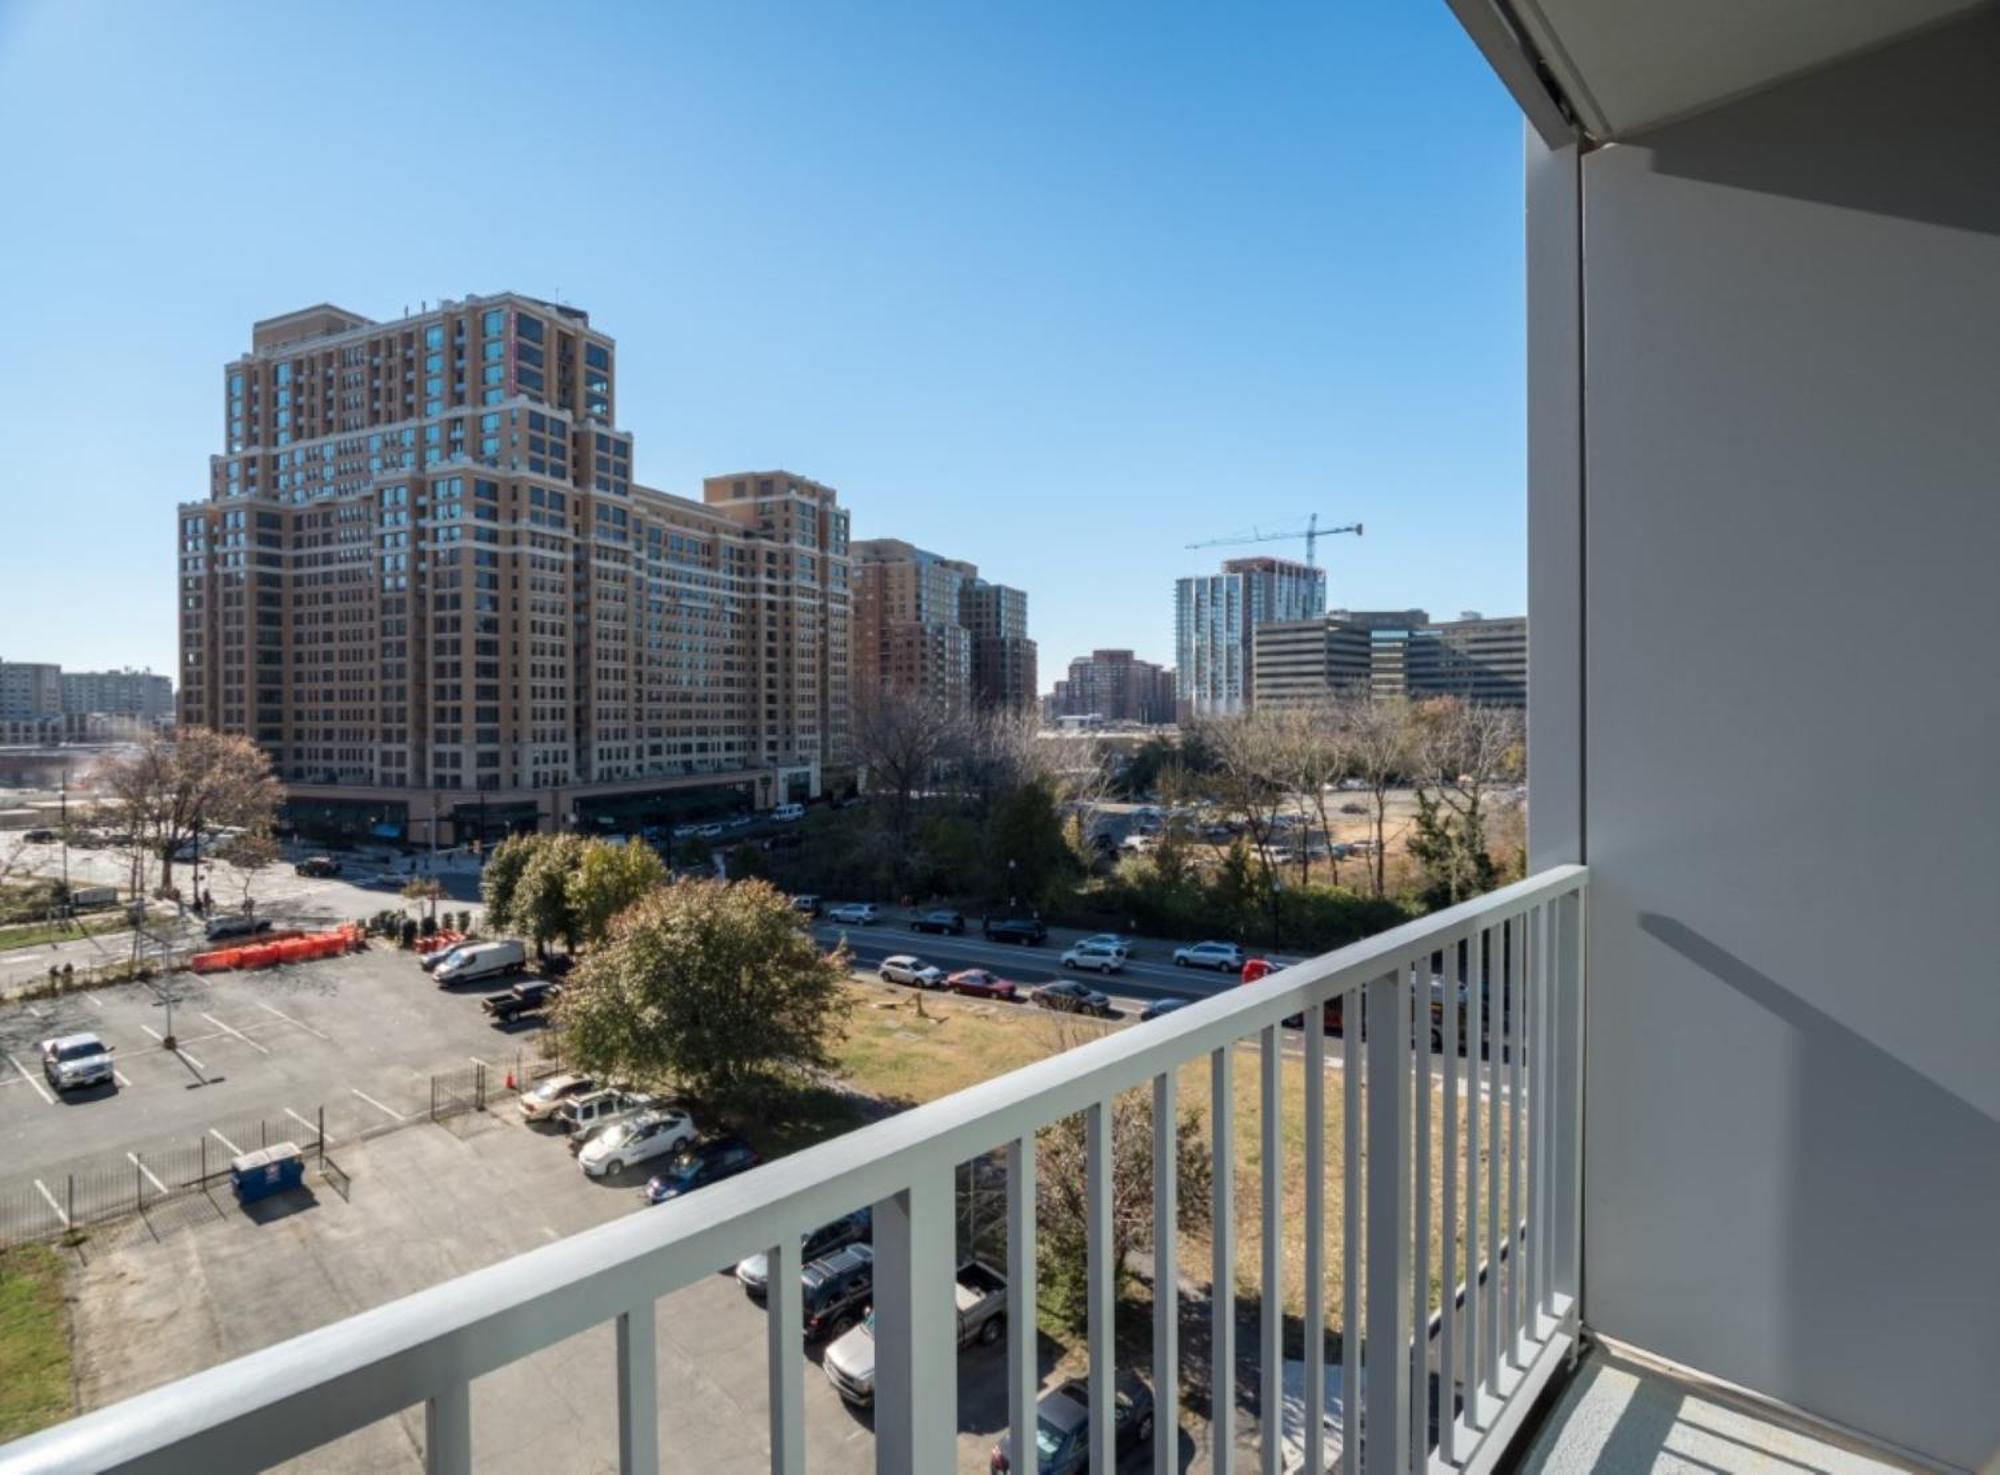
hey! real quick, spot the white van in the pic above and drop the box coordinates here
[434,939,526,985]
[772,803,806,822]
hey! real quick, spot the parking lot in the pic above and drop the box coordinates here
[0,945,553,1239]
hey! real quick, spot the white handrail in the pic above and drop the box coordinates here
[0,864,1586,1475]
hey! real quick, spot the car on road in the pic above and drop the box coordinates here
[822,1259,1007,1405]
[293,855,342,877]
[791,894,822,917]
[482,979,560,1024]
[772,802,806,822]
[578,1108,698,1178]
[434,939,527,985]
[646,1135,761,1203]
[800,1244,876,1342]
[694,823,724,839]
[39,1032,115,1092]
[1174,939,1247,972]
[878,954,946,988]
[909,908,966,935]
[947,969,1019,1002]
[825,903,881,926]
[1140,997,1192,1022]
[989,1372,1156,1473]
[982,916,1047,945]
[1059,940,1127,974]
[1076,932,1136,957]
[203,913,274,943]
[1031,979,1113,1017]
[735,1210,872,1299]
[519,1072,597,1121]
[22,827,56,844]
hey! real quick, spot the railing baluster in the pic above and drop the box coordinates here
[1537,898,1556,1324]
[1441,939,1461,1462]
[1213,1045,1237,1475]
[1304,1004,1327,1475]
[1155,1072,1180,1475]
[1260,1025,1283,1475]
[425,1377,470,1475]
[1364,970,1412,1475]
[618,1299,660,1475]
[1412,959,1433,1469]
[1340,995,1361,1475]
[1007,1134,1038,1475]
[1464,929,1484,1428]
[1088,1099,1117,1475]
[872,1170,956,1475]
[1507,918,1525,1369]
[1556,888,1586,1315]
[765,1241,802,1475]
[1524,906,1543,1337]
[1481,927,1502,1405]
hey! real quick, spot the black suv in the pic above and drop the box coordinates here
[910,908,966,935]
[294,855,341,877]
[800,1244,876,1341]
[983,916,1047,945]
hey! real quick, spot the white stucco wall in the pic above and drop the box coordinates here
[1531,12,2000,1467]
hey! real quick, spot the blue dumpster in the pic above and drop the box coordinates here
[231,1142,305,1205]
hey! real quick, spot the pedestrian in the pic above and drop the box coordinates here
[201,888,214,915]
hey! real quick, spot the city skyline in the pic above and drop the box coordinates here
[0,3,1526,683]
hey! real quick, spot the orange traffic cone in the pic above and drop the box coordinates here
[505,1071,516,1091]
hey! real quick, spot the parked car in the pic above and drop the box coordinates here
[878,954,946,988]
[947,969,1019,1002]
[1140,997,1192,1022]
[22,827,57,844]
[646,1135,761,1203]
[1031,980,1113,1017]
[822,1260,1007,1406]
[1059,940,1127,974]
[204,913,274,943]
[1076,932,1135,956]
[982,916,1047,945]
[420,940,473,973]
[1174,940,1246,972]
[791,893,823,917]
[825,902,881,926]
[434,939,527,985]
[772,802,806,822]
[989,1373,1156,1473]
[735,1210,872,1299]
[556,1088,659,1147]
[519,1072,597,1122]
[695,823,724,839]
[482,980,560,1024]
[293,855,341,877]
[39,1032,115,1092]
[577,1108,698,1178]
[800,1244,876,1342]
[909,908,966,935]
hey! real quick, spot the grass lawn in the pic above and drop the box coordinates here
[0,912,128,953]
[0,1244,71,1441]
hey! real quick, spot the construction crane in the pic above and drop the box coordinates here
[1186,513,1363,569]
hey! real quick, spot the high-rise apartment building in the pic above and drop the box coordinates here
[959,580,1037,710]
[60,668,174,720]
[0,662,63,721]
[849,541,1035,712]
[1050,649,1175,725]
[177,294,851,843]
[1173,556,1325,718]
[1252,609,1527,709]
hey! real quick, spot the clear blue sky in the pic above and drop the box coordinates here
[0,1,1525,686]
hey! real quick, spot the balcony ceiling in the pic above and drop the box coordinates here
[1474,0,1992,140]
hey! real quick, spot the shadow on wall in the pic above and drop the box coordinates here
[1636,6,2000,239]
[1637,913,2000,1469]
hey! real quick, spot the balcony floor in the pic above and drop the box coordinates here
[1517,1346,1924,1475]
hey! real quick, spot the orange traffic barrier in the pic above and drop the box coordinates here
[188,923,372,975]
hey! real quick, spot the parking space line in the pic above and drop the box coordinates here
[178,1048,208,1073]
[139,1024,161,1042]
[113,1069,132,1087]
[127,1153,168,1194]
[84,993,104,1009]
[350,1088,408,1123]
[253,999,329,1040]
[8,1055,54,1106]
[34,1179,68,1228]
[208,1127,244,1156]
[285,1107,331,1144]
[468,1055,492,1069]
[22,1002,45,1019]
[202,1012,270,1055]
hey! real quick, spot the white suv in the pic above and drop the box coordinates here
[879,954,945,988]
[40,1033,115,1092]
[826,903,880,926]
[1173,940,1246,972]
[1060,941,1127,974]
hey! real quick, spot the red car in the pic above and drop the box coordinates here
[947,969,1019,1002]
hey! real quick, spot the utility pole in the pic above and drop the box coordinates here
[58,761,69,902]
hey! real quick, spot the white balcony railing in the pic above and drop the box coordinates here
[0,865,1586,1475]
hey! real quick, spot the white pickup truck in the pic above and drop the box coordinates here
[822,1259,1006,1406]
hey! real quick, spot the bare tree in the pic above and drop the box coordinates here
[1406,697,1524,905]
[849,687,959,879]
[1203,712,1293,939]
[214,831,281,917]
[1275,699,1354,889]
[1340,695,1413,898]
[101,729,284,895]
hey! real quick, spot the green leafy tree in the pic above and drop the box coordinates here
[552,877,852,1106]
[514,833,587,955]
[724,842,771,882]
[570,840,668,946]
[674,834,713,872]
[480,834,538,926]
[988,779,1073,909]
